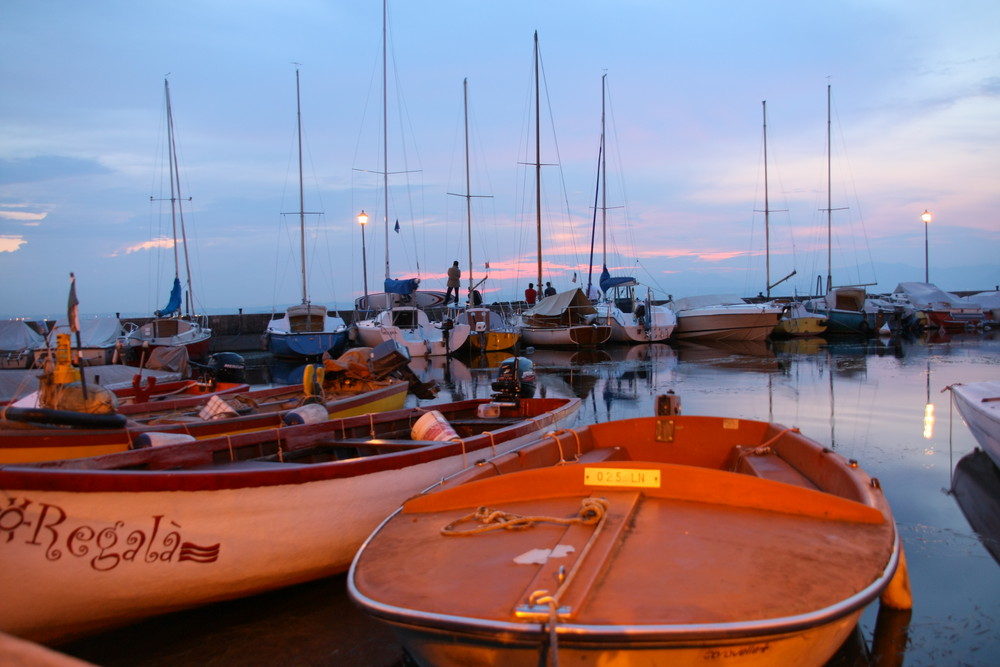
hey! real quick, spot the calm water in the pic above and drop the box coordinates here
[60,332,1000,666]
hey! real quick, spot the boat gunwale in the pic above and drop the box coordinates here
[349,533,902,643]
[0,397,581,492]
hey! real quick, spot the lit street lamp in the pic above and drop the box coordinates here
[921,210,932,283]
[358,210,369,302]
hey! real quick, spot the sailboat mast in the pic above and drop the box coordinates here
[825,84,832,293]
[763,100,771,298]
[463,78,473,299]
[295,69,308,304]
[601,74,607,267]
[534,31,542,290]
[164,79,194,316]
[383,0,390,281]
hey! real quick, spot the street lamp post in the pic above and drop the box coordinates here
[358,210,369,302]
[921,210,932,283]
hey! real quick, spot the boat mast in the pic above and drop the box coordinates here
[601,73,607,268]
[164,79,194,316]
[825,84,832,293]
[464,78,473,299]
[383,0,390,281]
[757,100,793,297]
[763,100,771,298]
[534,31,542,290]
[295,68,308,305]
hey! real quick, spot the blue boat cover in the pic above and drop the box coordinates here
[599,265,635,294]
[384,278,419,296]
[155,277,182,317]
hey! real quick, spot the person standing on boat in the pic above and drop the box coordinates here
[445,261,461,306]
[543,282,556,297]
[525,283,537,305]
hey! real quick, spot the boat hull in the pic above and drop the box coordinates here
[120,317,212,362]
[594,304,676,343]
[520,324,611,348]
[388,614,862,667]
[950,381,1000,469]
[673,308,779,342]
[355,308,471,357]
[0,398,581,644]
[266,330,349,359]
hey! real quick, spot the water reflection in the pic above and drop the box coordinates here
[950,449,1000,566]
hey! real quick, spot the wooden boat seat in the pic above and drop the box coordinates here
[575,446,629,463]
[190,459,308,471]
[330,438,447,448]
[444,418,524,429]
[731,446,820,490]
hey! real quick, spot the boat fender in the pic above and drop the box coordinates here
[411,410,460,441]
[1,406,128,430]
[477,403,501,418]
[132,432,197,449]
[282,403,328,425]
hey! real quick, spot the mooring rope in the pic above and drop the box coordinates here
[441,497,608,537]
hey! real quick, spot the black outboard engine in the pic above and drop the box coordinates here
[205,352,247,384]
[491,356,536,401]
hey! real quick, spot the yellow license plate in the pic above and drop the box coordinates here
[584,467,661,488]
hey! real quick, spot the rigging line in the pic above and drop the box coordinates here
[603,77,633,271]
[829,93,877,286]
[537,41,583,272]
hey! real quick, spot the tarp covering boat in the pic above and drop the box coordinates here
[523,288,598,317]
[155,277,183,317]
[0,321,44,353]
[44,317,122,350]
[669,294,747,311]
[892,282,968,309]
[598,265,635,294]
[384,278,419,296]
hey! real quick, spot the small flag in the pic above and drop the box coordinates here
[484,261,490,269]
[67,272,80,333]
[393,219,400,234]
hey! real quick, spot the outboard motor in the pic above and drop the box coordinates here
[491,356,536,401]
[205,352,247,384]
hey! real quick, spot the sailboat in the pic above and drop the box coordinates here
[587,74,676,343]
[754,100,827,338]
[118,79,211,363]
[803,85,878,335]
[517,32,611,349]
[264,69,349,360]
[451,78,520,352]
[353,0,470,357]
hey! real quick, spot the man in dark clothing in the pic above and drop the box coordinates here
[445,261,461,306]
[543,282,556,297]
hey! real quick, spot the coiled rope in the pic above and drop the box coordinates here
[441,497,608,536]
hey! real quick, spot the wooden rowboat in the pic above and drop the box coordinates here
[0,396,581,645]
[0,378,408,464]
[0,344,420,464]
[349,408,911,667]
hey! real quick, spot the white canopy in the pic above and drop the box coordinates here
[892,282,966,309]
[669,294,746,312]
[0,320,44,352]
[45,317,123,349]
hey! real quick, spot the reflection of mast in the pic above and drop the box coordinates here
[828,347,837,448]
[924,360,934,441]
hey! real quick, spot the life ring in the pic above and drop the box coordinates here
[1,406,128,430]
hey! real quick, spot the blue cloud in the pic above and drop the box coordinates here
[0,156,111,185]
